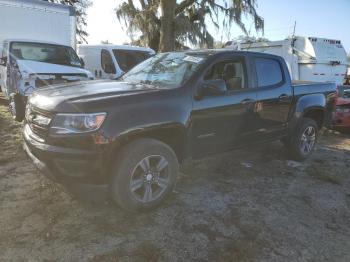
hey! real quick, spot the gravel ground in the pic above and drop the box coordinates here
[1,104,350,262]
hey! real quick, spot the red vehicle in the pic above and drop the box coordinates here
[333,86,350,131]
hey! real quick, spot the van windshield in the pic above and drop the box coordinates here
[10,42,82,67]
[121,52,208,88]
[113,49,153,72]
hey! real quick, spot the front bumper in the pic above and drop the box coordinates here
[23,126,109,202]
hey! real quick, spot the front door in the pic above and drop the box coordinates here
[190,56,258,158]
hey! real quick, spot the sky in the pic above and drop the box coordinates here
[86,0,350,53]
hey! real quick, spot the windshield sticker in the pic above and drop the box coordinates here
[183,56,203,64]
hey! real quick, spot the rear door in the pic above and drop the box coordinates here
[253,56,293,140]
[190,54,258,157]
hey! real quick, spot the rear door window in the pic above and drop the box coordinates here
[255,58,283,87]
[113,50,152,72]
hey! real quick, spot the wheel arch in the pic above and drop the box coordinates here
[110,123,188,164]
[302,107,325,129]
[288,94,326,134]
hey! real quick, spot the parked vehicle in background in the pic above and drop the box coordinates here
[344,68,350,85]
[23,50,336,211]
[333,85,350,131]
[77,44,155,79]
[225,36,348,85]
[0,0,93,121]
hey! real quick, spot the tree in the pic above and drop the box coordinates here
[159,0,176,52]
[48,0,92,44]
[116,0,264,52]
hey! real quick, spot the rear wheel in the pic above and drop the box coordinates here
[110,138,179,212]
[285,117,318,161]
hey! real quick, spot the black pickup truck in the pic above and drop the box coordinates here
[23,50,336,211]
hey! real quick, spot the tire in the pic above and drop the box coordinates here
[285,117,318,161]
[110,138,179,212]
[9,93,25,122]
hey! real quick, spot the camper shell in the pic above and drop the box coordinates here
[226,36,348,85]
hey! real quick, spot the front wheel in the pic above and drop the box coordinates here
[110,138,179,212]
[285,118,318,161]
[9,93,26,122]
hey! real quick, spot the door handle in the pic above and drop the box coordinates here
[279,94,289,101]
[240,98,255,105]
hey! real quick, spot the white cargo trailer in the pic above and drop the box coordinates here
[226,36,348,85]
[0,0,93,121]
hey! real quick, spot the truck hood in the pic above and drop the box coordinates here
[16,60,92,77]
[29,80,162,111]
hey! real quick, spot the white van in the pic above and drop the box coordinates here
[225,36,348,85]
[78,45,155,79]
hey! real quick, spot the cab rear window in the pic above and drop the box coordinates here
[255,58,283,87]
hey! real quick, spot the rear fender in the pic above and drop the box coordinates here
[288,94,326,134]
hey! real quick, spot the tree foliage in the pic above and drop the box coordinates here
[48,0,92,44]
[116,0,264,51]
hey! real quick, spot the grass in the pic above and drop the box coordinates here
[0,105,25,164]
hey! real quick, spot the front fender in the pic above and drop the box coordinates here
[108,122,189,162]
[113,121,188,142]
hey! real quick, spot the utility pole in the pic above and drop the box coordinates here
[292,21,297,38]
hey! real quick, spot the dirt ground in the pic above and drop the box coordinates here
[1,103,350,262]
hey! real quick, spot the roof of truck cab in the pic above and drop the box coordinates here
[182,48,284,58]
[78,44,155,54]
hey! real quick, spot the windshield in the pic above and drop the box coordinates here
[113,49,153,72]
[10,42,82,67]
[121,52,207,88]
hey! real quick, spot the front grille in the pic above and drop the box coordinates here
[26,106,52,140]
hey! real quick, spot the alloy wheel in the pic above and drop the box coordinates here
[129,155,170,203]
[299,126,316,154]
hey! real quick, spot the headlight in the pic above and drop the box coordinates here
[336,106,350,113]
[50,113,106,135]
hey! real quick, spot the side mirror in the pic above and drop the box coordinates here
[196,79,227,99]
[0,57,7,66]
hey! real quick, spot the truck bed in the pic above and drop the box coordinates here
[292,81,336,96]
